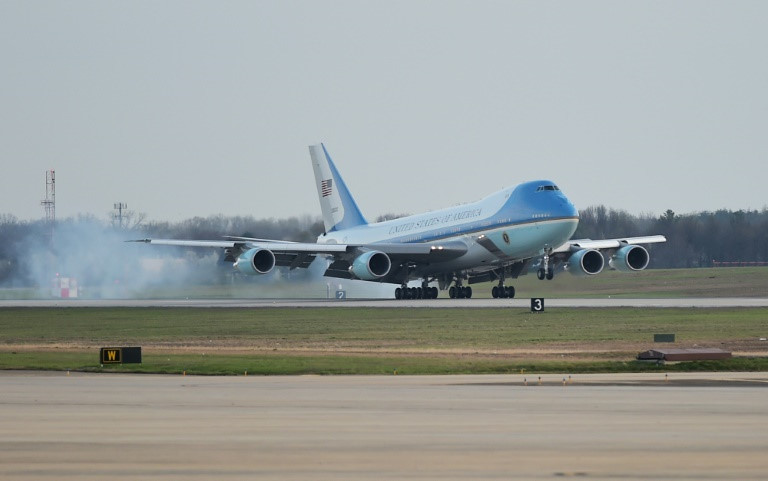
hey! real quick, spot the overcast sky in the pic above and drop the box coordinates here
[2,1,766,224]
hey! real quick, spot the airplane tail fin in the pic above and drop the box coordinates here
[309,144,368,233]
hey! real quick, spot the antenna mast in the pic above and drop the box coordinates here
[41,169,56,244]
[113,202,128,228]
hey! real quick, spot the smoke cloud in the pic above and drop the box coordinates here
[0,215,395,299]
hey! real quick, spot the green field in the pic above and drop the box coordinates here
[4,267,768,300]
[506,266,768,298]
[2,305,767,375]
[2,267,767,375]
[1,306,767,345]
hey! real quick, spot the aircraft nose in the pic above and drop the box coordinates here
[557,194,579,218]
[567,200,579,217]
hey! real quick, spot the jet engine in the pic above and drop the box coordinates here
[349,250,391,280]
[234,248,276,275]
[567,248,604,276]
[609,245,650,272]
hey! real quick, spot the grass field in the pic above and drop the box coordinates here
[2,304,767,375]
[140,267,768,299]
[3,267,768,300]
[2,267,767,374]
[507,266,768,298]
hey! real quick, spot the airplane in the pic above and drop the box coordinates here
[133,144,666,299]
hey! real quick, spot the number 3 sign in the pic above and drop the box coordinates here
[530,298,545,312]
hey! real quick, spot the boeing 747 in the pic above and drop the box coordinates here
[134,144,666,299]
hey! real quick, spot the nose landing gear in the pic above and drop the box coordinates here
[537,248,555,281]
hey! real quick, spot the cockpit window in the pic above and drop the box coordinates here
[536,185,560,192]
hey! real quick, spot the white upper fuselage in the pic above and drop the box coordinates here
[318,180,580,274]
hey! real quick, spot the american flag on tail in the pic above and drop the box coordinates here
[321,179,333,197]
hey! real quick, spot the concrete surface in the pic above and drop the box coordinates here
[2,371,767,480]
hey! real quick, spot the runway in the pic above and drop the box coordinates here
[2,297,768,308]
[2,371,767,480]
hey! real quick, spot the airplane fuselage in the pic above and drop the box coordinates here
[318,180,580,275]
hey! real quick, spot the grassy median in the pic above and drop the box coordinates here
[2,306,767,374]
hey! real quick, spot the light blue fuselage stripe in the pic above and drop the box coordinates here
[379,215,577,245]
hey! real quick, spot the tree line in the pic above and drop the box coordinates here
[574,206,768,268]
[1,206,767,286]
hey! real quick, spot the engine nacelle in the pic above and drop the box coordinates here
[349,250,391,280]
[567,248,604,276]
[234,248,276,275]
[609,245,650,272]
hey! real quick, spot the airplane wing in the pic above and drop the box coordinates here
[129,238,466,257]
[535,234,667,278]
[130,238,349,271]
[551,235,667,253]
[130,238,346,252]
[129,238,467,280]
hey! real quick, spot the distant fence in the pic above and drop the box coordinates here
[712,261,768,267]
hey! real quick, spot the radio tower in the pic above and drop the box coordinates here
[41,169,56,244]
[113,202,128,228]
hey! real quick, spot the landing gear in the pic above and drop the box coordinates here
[448,285,472,299]
[537,249,555,281]
[394,286,419,299]
[394,280,438,300]
[422,281,438,299]
[398,273,474,300]
[447,273,472,299]
[491,267,516,298]
[536,268,554,280]
[492,285,515,298]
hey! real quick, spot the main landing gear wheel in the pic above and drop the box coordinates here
[421,282,439,299]
[448,286,472,299]
[491,285,515,298]
[395,287,421,299]
[395,285,439,300]
[491,267,514,299]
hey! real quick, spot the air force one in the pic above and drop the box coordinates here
[135,144,666,299]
